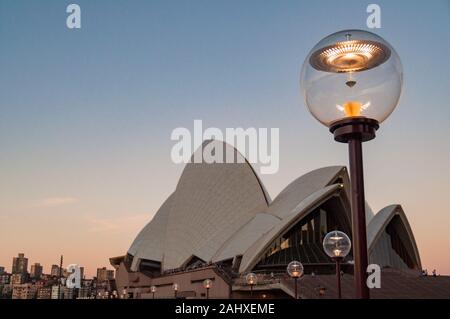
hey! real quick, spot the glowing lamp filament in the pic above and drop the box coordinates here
[336,101,370,117]
[333,249,342,257]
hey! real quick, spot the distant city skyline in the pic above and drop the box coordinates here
[1,1,450,277]
[1,252,112,280]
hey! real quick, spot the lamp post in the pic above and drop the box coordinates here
[122,288,127,299]
[323,231,352,299]
[245,273,257,297]
[203,279,212,299]
[173,283,179,299]
[287,261,304,299]
[301,29,403,299]
[150,285,157,299]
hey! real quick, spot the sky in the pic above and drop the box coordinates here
[1,0,449,277]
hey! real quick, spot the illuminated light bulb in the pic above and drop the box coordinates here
[330,235,344,241]
[344,101,363,117]
[333,249,342,257]
[336,101,371,117]
[311,40,390,73]
[323,230,352,259]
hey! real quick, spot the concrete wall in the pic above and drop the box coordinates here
[115,264,230,299]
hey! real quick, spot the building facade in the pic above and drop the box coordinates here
[30,263,43,280]
[37,287,52,299]
[12,284,37,299]
[10,273,27,285]
[51,285,64,299]
[12,253,28,275]
[50,265,60,277]
[96,267,114,282]
[110,141,424,299]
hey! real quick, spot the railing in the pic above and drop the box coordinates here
[233,273,283,286]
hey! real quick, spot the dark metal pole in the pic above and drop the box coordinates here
[348,138,370,299]
[335,258,342,299]
[58,255,63,300]
[330,117,378,300]
[250,284,253,297]
[206,288,209,299]
[294,277,298,299]
[152,292,155,299]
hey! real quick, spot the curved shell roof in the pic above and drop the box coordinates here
[367,204,421,268]
[127,141,419,273]
[267,166,347,219]
[239,184,344,273]
[128,193,173,270]
[129,140,270,271]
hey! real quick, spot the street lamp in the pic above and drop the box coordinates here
[287,261,304,299]
[301,29,403,299]
[323,230,352,299]
[203,279,212,299]
[173,283,179,299]
[122,288,127,299]
[245,273,257,297]
[150,285,157,299]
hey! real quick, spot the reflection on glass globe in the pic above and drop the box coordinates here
[323,230,352,258]
[287,260,304,278]
[300,29,403,127]
[173,283,179,291]
[150,285,157,293]
[245,273,258,285]
[203,279,213,289]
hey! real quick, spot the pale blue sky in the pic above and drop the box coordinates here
[1,0,449,276]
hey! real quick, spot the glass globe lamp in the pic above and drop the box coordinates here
[245,273,257,285]
[173,283,179,298]
[150,285,156,299]
[287,261,304,279]
[203,279,212,289]
[323,230,352,259]
[287,260,304,299]
[245,273,257,297]
[203,279,212,299]
[300,29,403,128]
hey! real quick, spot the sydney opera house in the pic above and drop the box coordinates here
[110,141,449,299]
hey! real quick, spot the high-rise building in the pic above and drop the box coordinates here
[0,273,10,284]
[12,253,28,274]
[50,265,60,277]
[96,267,114,282]
[79,266,85,280]
[30,263,43,279]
